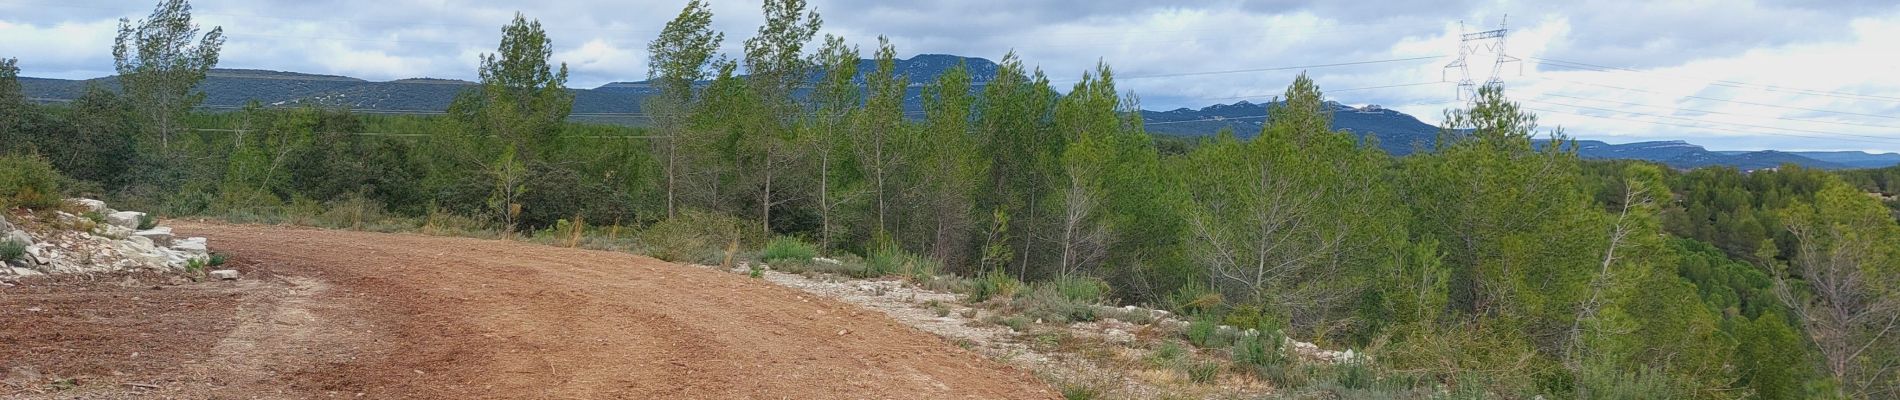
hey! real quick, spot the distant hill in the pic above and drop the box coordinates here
[1143,102,1890,170]
[20,55,1897,170]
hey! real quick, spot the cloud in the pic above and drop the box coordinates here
[4,0,1900,151]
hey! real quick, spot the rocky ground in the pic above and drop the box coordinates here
[2,199,216,279]
[714,260,1358,399]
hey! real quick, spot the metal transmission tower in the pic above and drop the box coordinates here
[1443,16,1521,100]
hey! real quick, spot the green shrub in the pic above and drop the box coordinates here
[1148,341,1185,368]
[1230,332,1288,368]
[1186,314,1236,349]
[0,240,25,262]
[207,252,227,267]
[136,213,158,230]
[1167,281,1223,315]
[185,257,206,273]
[968,269,1024,303]
[1050,276,1109,303]
[0,154,63,209]
[637,210,759,264]
[761,236,818,265]
[864,245,940,281]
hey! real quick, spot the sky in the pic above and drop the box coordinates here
[3,0,1899,152]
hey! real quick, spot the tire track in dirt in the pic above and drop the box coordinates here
[176,222,1055,399]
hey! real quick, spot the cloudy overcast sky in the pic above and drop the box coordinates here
[4,0,1899,152]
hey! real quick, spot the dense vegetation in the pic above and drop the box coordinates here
[4,0,1899,397]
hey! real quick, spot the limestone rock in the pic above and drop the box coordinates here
[3,230,29,247]
[105,211,147,229]
[209,269,240,280]
[98,224,134,240]
[134,227,174,247]
[173,237,208,256]
[69,198,109,213]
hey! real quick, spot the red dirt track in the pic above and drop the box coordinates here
[0,222,1053,399]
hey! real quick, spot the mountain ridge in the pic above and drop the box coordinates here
[19,55,1895,169]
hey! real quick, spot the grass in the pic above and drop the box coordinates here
[760,236,818,265]
[967,269,1024,303]
[0,240,25,263]
[1182,361,1221,383]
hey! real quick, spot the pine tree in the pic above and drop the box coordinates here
[113,0,224,152]
[740,0,822,232]
[645,0,723,220]
[807,35,863,252]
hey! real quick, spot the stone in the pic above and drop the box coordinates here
[69,198,109,213]
[98,224,133,240]
[134,227,174,247]
[105,211,147,229]
[3,230,29,246]
[208,269,240,280]
[173,237,208,256]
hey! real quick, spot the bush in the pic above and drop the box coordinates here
[865,245,941,281]
[208,252,227,267]
[0,154,63,209]
[136,213,158,230]
[0,240,25,262]
[1049,276,1109,303]
[761,236,818,265]
[1187,314,1237,349]
[968,269,1024,303]
[638,210,760,264]
[1231,331,1288,369]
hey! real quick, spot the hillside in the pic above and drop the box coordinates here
[20,56,1897,170]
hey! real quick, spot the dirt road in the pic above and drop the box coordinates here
[0,222,1053,399]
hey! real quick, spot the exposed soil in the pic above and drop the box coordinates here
[0,222,1054,399]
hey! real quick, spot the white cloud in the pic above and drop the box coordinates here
[4,0,1899,151]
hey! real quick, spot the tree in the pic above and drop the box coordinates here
[740,0,822,232]
[0,58,22,131]
[917,60,986,265]
[1774,181,1900,398]
[113,0,224,151]
[1179,74,1404,328]
[488,144,528,235]
[808,35,862,251]
[645,0,722,220]
[449,12,572,159]
[854,37,908,236]
[974,52,1060,278]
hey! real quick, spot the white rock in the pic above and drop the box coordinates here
[3,230,30,246]
[134,227,174,247]
[813,257,842,265]
[68,198,109,213]
[1103,328,1136,344]
[209,269,240,280]
[105,211,147,229]
[173,237,208,255]
[98,224,133,239]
